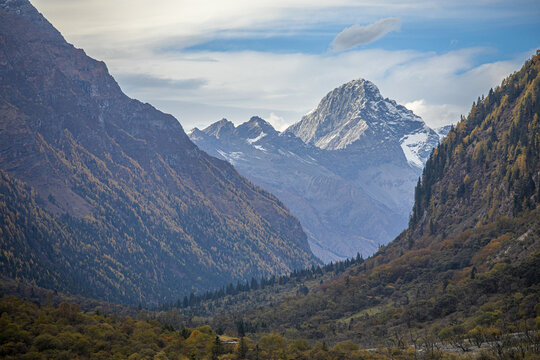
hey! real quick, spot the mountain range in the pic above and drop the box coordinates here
[0,0,318,305]
[190,80,441,261]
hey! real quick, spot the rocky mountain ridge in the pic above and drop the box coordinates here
[190,117,398,261]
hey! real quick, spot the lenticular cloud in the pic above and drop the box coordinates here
[331,17,401,52]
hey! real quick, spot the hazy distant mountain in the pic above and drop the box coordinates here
[190,117,402,262]
[435,124,453,139]
[0,0,317,304]
[286,79,440,217]
[190,81,440,262]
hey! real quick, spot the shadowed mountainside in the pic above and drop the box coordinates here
[0,0,317,305]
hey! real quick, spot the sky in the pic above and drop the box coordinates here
[32,0,540,131]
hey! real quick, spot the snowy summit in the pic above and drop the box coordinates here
[286,79,439,168]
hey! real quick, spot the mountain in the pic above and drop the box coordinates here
[0,0,318,305]
[190,81,440,262]
[286,79,439,168]
[187,53,540,347]
[286,79,440,218]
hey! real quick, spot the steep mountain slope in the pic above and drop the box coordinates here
[199,53,540,346]
[190,81,440,262]
[190,117,403,262]
[0,0,317,304]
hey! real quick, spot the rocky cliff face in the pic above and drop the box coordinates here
[190,82,440,262]
[0,0,317,304]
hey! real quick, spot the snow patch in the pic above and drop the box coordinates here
[247,132,266,144]
[400,131,429,168]
[304,106,318,117]
[217,150,244,165]
[316,131,340,148]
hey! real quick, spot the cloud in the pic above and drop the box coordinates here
[35,0,534,57]
[29,1,537,130]
[115,74,207,90]
[404,99,461,128]
[101,46,529,130]
[266,113,290,131]
[331,18,401,52]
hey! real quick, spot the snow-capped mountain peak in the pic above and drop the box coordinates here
[286,78,439,168]
[189,78,444,262]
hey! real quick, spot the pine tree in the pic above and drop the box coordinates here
[211,336,223,360]
[237,337,248,359]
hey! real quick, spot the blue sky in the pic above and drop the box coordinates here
[184,20,538,60]
[32,0,540,130]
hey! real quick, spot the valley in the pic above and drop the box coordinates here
[0,1,539,359]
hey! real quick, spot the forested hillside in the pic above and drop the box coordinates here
[0,0,317,305]
[180,53,540,352]
[409,54,540,237]
[158,255,364,319]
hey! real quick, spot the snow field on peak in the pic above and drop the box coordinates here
[400,131,429,168]
[247,132,266,144]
